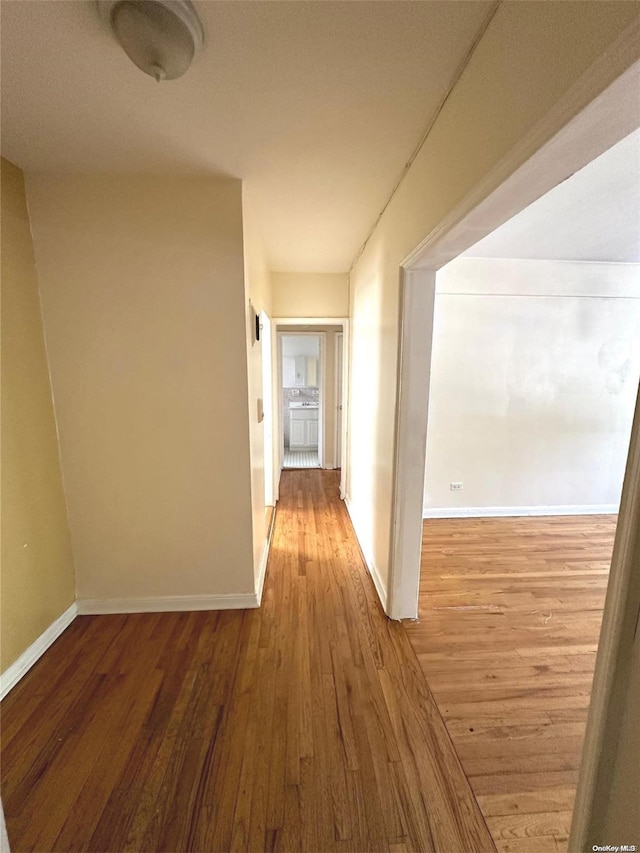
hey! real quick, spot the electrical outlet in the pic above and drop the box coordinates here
[450,482,463,491]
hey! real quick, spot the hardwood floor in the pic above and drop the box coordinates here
[403,515,616,853]
[1,471,494,853]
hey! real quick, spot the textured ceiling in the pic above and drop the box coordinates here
[465,128,640,263]
[0,0,493,272]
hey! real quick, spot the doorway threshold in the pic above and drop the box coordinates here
[283,450,320,468]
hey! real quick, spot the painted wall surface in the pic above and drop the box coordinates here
[26,174,255,601]
[272,272,349,318]
[242,188,273,584]
[0,158,75,671]
[347,2,640,595]
[424,258,640,513]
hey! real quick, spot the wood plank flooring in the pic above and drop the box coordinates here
[403,515,616,853]
[1,471,494,853]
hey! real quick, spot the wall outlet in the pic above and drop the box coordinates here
[450,482,463,491]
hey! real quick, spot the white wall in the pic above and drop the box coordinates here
[423,258,640,515]
[26,174,256,604]
[347,2,640,600]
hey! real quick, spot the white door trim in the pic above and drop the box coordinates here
[273,317,349,325]
[277,331,326,468]
[387,270,436,620]
[273,319,350,498]
[335,333,343,471]
[260,310,275,509]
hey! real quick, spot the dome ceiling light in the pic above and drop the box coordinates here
[97,0,204,82]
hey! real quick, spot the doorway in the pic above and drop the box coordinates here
[280,333,323,469]
[273,318,349,500]
[388,61,640,852]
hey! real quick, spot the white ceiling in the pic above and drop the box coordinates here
[0,0,493,272]
[464,128,640,263]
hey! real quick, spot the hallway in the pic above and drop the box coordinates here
[1,470,493,852]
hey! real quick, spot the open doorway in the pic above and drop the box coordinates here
[388,63,640,853]
[280,333,323,469]
[273,319,349,499]
[406,128,640,852]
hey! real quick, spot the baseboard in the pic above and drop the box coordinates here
[256,532,272,607]
[0,602,78,700]
[77,593,258,615]
[423,503,619,519]
[344,495,388,611]
[366,558,388,614]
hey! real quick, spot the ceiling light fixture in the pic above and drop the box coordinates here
[98,0,204,82]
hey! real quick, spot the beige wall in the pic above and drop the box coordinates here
[272,272,348,318]
[1,158,75,671]
[347,1,640,596]
[25,173,255,602]
[242,188,273,582]
[424,258,640,513]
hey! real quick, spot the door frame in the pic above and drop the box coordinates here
[277,330,326,471]
[260,310,275,509]
[389,55,640,610]
[274,318,349,500]
[335,332,344,471]
[386,56,640,849]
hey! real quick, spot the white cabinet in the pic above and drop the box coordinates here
[283,357,296,387]
[283,356,319,387]
[290,418,307,447]
[294,356,307,386]
[289,408,319,449]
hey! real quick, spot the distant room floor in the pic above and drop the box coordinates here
[283,449,319,468]
[403,513,616,853]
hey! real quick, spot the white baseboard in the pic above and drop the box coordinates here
[77,593,258,615]
[0,799,9,853]
[344,495,388,611]
[0,602,78,700]
[256,538,271,606]
[423,503,619,519]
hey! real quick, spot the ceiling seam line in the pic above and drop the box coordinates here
[348,0,502,275]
